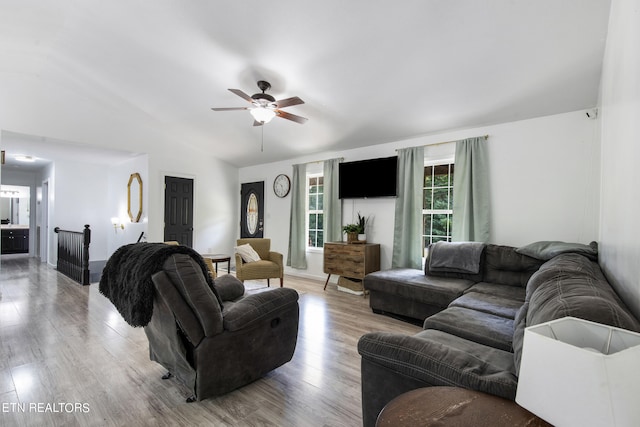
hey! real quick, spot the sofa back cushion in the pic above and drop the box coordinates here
[482,245,544,287]
[513,253,640,375]
[525,254,640,330]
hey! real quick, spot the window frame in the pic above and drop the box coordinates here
[422,159,455,257]
[306,172,324,251]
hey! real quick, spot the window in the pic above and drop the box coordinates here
[307,174,324,248]
[423,163,454,256]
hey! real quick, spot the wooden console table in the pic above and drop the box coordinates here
[323,242,380,290]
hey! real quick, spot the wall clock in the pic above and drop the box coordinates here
[273,174,291,198]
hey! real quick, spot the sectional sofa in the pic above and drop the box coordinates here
[358,242,640,427]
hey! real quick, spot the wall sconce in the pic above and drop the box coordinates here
[111,217,125,233]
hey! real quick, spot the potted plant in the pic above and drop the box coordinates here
[356,212,369,242]
[342,223,360,243]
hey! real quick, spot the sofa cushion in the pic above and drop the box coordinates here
[526,255,640,331]
[423,306,514,351]
[365,268,474,308]
[464,282,526,301]
[512,254,640,375]
[516,240,598,261]
[357,329,518,400]
[512,302,529,376]
[450,291,523,320]
[482,244,543,287]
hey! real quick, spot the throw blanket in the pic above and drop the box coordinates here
[99,243,215,327]
[429,241,485,274]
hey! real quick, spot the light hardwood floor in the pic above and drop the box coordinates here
[0,255,420,426]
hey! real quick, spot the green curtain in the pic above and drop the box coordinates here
[323,158,342,244]
[452,137,490,242]
[287,163,307,268]
[392,146,424,268]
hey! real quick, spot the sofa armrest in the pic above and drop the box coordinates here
[358,330,517,399]
[223,287,298,331]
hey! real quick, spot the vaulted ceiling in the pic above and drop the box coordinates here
[0,1,611,168]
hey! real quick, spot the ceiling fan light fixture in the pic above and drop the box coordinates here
[250,107,276,124]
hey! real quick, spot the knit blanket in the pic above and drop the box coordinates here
[429,241,486,274]
[99,243,214,327]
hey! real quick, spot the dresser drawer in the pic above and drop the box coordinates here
[323,242,380,279]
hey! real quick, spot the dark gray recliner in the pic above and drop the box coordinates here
[144,253,299,401]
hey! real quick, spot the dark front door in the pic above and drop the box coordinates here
[164,176,194,247]
[240,181,264,238]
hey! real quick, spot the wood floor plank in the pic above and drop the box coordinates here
[0,255,420,426]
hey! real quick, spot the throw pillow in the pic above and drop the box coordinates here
[235,243,261,263]
[516,241,598,261]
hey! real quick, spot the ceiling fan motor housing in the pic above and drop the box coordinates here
[252,80,276,105]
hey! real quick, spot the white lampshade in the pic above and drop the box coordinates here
[516,316,640,427]
[250,107,276,123]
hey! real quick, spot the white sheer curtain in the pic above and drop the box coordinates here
[452,137,490,242]
[323,158,342,244]
[392,146,424,268]
[287,163,307,268]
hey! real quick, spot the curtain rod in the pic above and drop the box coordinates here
[397,134,489,150]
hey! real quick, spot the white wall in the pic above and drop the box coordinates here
[107,155,149,255]
[598,0,640,319]
[145,148,239,257]
[240,109,600,281]
[52,159,111,262]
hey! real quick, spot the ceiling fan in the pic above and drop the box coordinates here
[211,80,308,126]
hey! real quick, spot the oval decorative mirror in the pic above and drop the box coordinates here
[127,173,143,223]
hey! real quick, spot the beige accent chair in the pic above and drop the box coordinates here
[235,238,284,287]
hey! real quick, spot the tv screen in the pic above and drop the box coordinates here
[339,156,398,199]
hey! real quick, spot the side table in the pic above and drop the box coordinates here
[200,254,231,275]
[376,387,551,427]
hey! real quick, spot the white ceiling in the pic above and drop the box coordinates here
[0,0,611,168]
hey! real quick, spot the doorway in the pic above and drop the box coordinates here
[164,176,194,247]
[240,181,264,238]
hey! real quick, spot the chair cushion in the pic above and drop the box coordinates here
[235,243,261,262]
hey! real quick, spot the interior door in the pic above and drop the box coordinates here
[240,181,264,238]
[164,176,194,247]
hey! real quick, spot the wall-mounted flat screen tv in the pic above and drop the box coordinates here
[339,156,398,199]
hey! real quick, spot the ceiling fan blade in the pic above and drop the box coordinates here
[276,110,308,124]
[211,107,249,111]
[275,96,304,109]
[228,89,253,103]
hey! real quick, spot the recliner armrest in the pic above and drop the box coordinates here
[223,287,298,331]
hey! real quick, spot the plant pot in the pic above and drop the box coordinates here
[346,232,358,243]
[358,234,367,242]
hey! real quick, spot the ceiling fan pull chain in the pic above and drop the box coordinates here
[261,126,264,152]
